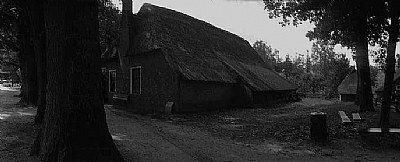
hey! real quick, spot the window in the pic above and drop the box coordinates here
[109,70,116,92]
[101,68,107,74]
[130,66,141,95]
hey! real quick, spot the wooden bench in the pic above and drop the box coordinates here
[112,93,129,101]
[338,111,352,124]
[366,128,400,133]
[352,113,362,122]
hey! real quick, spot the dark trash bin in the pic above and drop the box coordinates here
[310,112,327,143]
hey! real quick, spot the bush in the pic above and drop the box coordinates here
[2,82,12,87]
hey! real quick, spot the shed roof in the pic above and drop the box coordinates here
[126,3,297,91]
[338,70,357,95]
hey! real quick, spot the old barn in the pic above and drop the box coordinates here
[102,2,297,113]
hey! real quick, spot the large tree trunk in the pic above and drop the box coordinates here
[354,3,374,112]
[17,0,38,106]
[27,0,47,124]
[31,0,123,161]
[380,2,399,126]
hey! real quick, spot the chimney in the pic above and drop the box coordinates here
[118,0,133,74]
[121,0,133,30]
[122,0,132,16]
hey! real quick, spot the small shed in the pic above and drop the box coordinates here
[338,70,357,102]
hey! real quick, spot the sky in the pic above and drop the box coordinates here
[111,0,400,65]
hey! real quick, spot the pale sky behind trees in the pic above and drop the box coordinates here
[112,0,400,65]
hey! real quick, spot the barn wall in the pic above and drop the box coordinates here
[340,94,356,102]
[102,53,295,112]
[179,81,250,112]
[252,90,293,107]
[126,50,178,113]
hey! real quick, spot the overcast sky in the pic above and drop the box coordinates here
[111,0,399,65]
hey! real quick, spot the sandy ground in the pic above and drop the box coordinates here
[1,85,400,162]
[106,103,343,162]
[107,107,300,162]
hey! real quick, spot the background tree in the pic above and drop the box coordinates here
[0,50,19,72]
[2,0,44,122]
[17,0,38,106]
[380,0,400,126]
[26,0,47,124]
[252,40,276,69]
[263,0,388,112]
[371,47,387,70]
[99,0,121,51]
[310,40,352,97]
[369,65,379,88]
[254,39,351,96]
[0,0,19,54]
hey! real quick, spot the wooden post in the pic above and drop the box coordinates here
[310,112,327,143]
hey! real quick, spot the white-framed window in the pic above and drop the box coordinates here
[130,66,141,95]
[109,70,116,92]
[101,68,107,74]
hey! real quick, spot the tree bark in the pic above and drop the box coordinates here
[355,69,360,105]
[31,0,123,161]
[354,3,374,112]
[17,0,38,106]
[27,0,47,124]
[380,2,399,126]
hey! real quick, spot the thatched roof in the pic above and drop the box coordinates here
[126,3,297,91]
[338,70,357,94]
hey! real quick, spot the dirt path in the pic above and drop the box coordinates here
[2,87,399,162]
[0,88,337,162]
[106,107,282,162]
[106,106,337,162]
[106,106,198,162]
[0,87,285,162]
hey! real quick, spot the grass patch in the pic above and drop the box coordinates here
[171,98,400,151]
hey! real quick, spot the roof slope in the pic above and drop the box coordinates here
[338,70,357,94]
[128,3,297,91]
